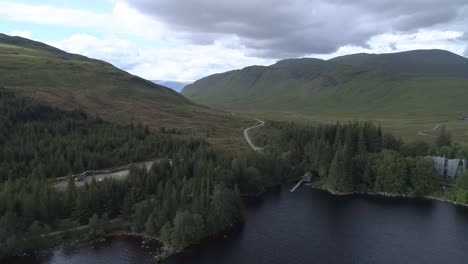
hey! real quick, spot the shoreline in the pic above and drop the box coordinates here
[309,184,468,208]
[242,178,299,198]
[8,181,466,262]
[105,232,179,262]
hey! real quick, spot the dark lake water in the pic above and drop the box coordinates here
[9,183,468,264]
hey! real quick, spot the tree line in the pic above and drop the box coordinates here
[0,87,191,181]
[262,121,464,196]
[0,88,291,257]
[4,86,465,258]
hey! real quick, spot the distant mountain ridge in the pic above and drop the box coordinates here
[182,49,468,119]
[328,49,468,78]
[153,80,191,93]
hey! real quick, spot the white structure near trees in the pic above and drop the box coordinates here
[431,156,466,179]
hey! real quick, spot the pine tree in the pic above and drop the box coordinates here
[436,125,452,147]
[409,157,438,196]
[327,147,353,192]
[159,222,173,244]
[65,177,77,215]
[357,128,367,154]
[374,150,408,193]
[86,213,104,240]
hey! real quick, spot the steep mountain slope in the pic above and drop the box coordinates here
[0,34,252,153]
[0,33,190,109]
[183,50,468,119]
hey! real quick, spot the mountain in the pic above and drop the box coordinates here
[0,34,189,106]
[329,50,468,78]
[153,80,191,93]
[0,33,251,152]
[183,49,468,120]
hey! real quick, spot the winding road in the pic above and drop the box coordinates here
[417,123,442,137]
[243,118,265,152]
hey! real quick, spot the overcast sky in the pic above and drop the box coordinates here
[1,0,467,82]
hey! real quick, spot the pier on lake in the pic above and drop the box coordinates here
[290,174,312,192]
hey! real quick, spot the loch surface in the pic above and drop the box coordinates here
[14,184,468,264]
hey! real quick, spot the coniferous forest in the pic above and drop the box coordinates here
[261,121,468,201]
[0,87,181,181]
[2,87,468,259]
[0,88,290,257]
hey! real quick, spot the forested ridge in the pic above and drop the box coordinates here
[0,87,192,181]
[0,88,291,258]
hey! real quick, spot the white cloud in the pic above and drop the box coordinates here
[125,0,468,57]
[48,34,273,82]
[0,0,167,40]
[47,34,141,69]
[110,1,167,39]
[3,0,468,81]
[9,30,32,38]
[48,29,467,82]
[0,1,109,28]
[309,30,466,60]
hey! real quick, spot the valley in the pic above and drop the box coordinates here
[238,111,468,144]
[3,0,468,263]
[2,32,468,264]
[183,49,468,144]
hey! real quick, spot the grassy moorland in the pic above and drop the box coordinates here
[243,112,468,146]
[183,50,468,144]
[0,33,252,153]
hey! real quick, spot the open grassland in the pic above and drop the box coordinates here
[183,50,468,145]
[236,110,468,145]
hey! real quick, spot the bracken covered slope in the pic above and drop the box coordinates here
[0,33,252,153]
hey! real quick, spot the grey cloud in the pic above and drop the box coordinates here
[464,46,468,57]
[127,0,468,58]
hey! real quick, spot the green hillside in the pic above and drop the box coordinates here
[183,49,468,142]
[329,49,468,78]
[0,33,188,105]
[0,33,252,153]
[183,49,468,116]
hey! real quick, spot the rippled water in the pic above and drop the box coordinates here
[9,183,468,264]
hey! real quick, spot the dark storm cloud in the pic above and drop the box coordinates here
[127,0,468,58]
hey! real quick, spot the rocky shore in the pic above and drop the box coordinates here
[105,232,179,262]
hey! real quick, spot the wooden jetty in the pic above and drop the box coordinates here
[290,175,312,192]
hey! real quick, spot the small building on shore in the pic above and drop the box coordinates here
[431,156,466,179]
